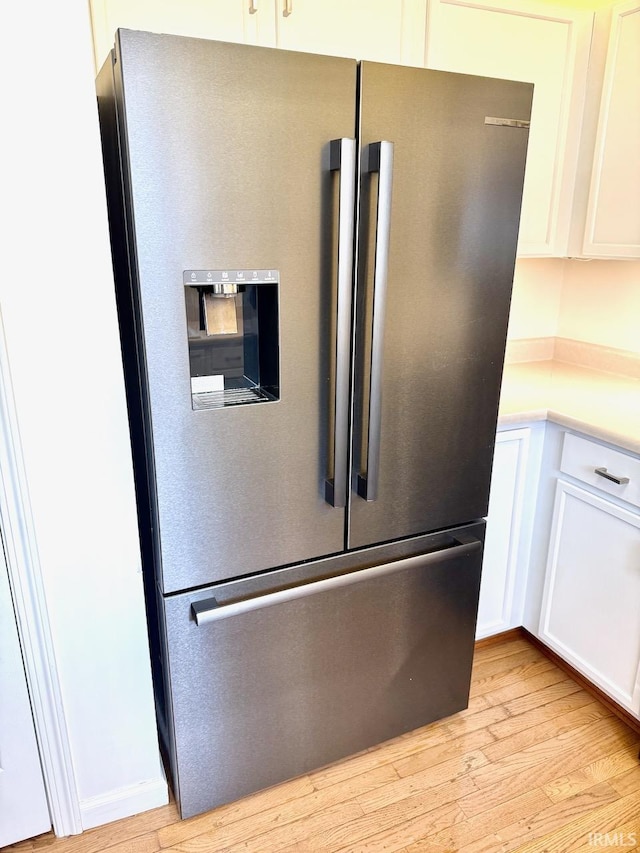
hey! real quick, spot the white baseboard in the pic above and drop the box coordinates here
[80,777,169,830]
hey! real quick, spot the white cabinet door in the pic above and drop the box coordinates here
[89,0,261,72]
[273,0,427,65]
[89,0,428,71]
[477,428,530,639]
[425,0,592,257]
[539,480,640,715]
[0,543,50,847]
[583,1,640,258]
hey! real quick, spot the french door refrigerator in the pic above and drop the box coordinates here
[97,29,532,819]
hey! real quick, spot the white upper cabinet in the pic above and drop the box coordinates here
[89,0,259,70]
[89,0,428,72]
[271,0,427,65]
[582,2,640,258]
[425,0,593,257]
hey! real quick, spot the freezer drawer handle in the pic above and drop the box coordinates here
[325,138,357,508]
[358,141,394,503]
[594,466,630,486]
[191,533,481,625]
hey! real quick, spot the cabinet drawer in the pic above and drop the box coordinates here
[560,432,640,509]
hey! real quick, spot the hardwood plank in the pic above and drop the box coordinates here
[570,819,640,853]
[160,763,396,850]
[460,721,637,817]
[157,774,314,847]
[472,632,531,659]
[356,756,481,814]
[452,693,492,716]
[543,747,640,803]
[236,796,465,853]
[487,690,596,741]
[483,701,613,763]
[497,782,621,849]
[329,800,465,853]
[471,717,633,791]
[393,729,496,779]
[507,792,640,853]
[499,678,582,717]
[28,804,178,853]
[441,704,509,739]
[205,800,365,853]
[91,834,159,853]
[469,658,557,700]
[413,787,553,852]
[481,667,570,707]
[470,647,546,682]
[608,766,640,797]
[309,725,452,790]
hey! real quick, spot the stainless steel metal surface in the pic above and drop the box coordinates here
[325,138,356,509]
[98,32,532,823]
[349,63,532,549]
[192,533,479,623]
[484,116,531,129]
[164,530,483,817]
[114,32,356,591]
[357,141,394,503]
[594,466,630,485]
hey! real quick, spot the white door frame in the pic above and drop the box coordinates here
[0,308,82,836]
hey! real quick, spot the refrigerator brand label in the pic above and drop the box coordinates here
[484,117,531,129]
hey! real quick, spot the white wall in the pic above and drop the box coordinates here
[558,260,640,353]
[1,0,166,830]
[507,259,565,340]
[507,258,640,355]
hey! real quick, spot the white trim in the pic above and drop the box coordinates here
[80,777,168,831]
[476,427,531,640]
[0,309,83,837]
[498,428,530,630]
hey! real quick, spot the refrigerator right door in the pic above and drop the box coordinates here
[349,64,532,550]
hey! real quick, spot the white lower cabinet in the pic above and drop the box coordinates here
[539,478,640,714]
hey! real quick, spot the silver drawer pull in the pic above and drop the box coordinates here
[191,535,481,626]
[594,466,630,486]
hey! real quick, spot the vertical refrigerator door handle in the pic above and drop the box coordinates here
[325,138,357,508]
[358,141,394,502]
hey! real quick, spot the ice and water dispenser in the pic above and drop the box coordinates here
[184,270,280,410]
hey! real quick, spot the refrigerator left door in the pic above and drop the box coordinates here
[110,31,357,592]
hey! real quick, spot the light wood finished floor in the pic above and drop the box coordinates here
[9,635,640,853]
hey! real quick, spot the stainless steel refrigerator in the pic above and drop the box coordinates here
[96,29,531,819]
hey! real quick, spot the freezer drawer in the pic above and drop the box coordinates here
[162,532,483,818]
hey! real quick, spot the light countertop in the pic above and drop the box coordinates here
[498,360,640,455]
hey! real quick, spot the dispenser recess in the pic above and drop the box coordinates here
[184,269,280,411]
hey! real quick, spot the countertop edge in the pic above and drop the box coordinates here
[498,409,640,457]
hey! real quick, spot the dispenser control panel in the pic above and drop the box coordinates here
[183,270,279,285]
